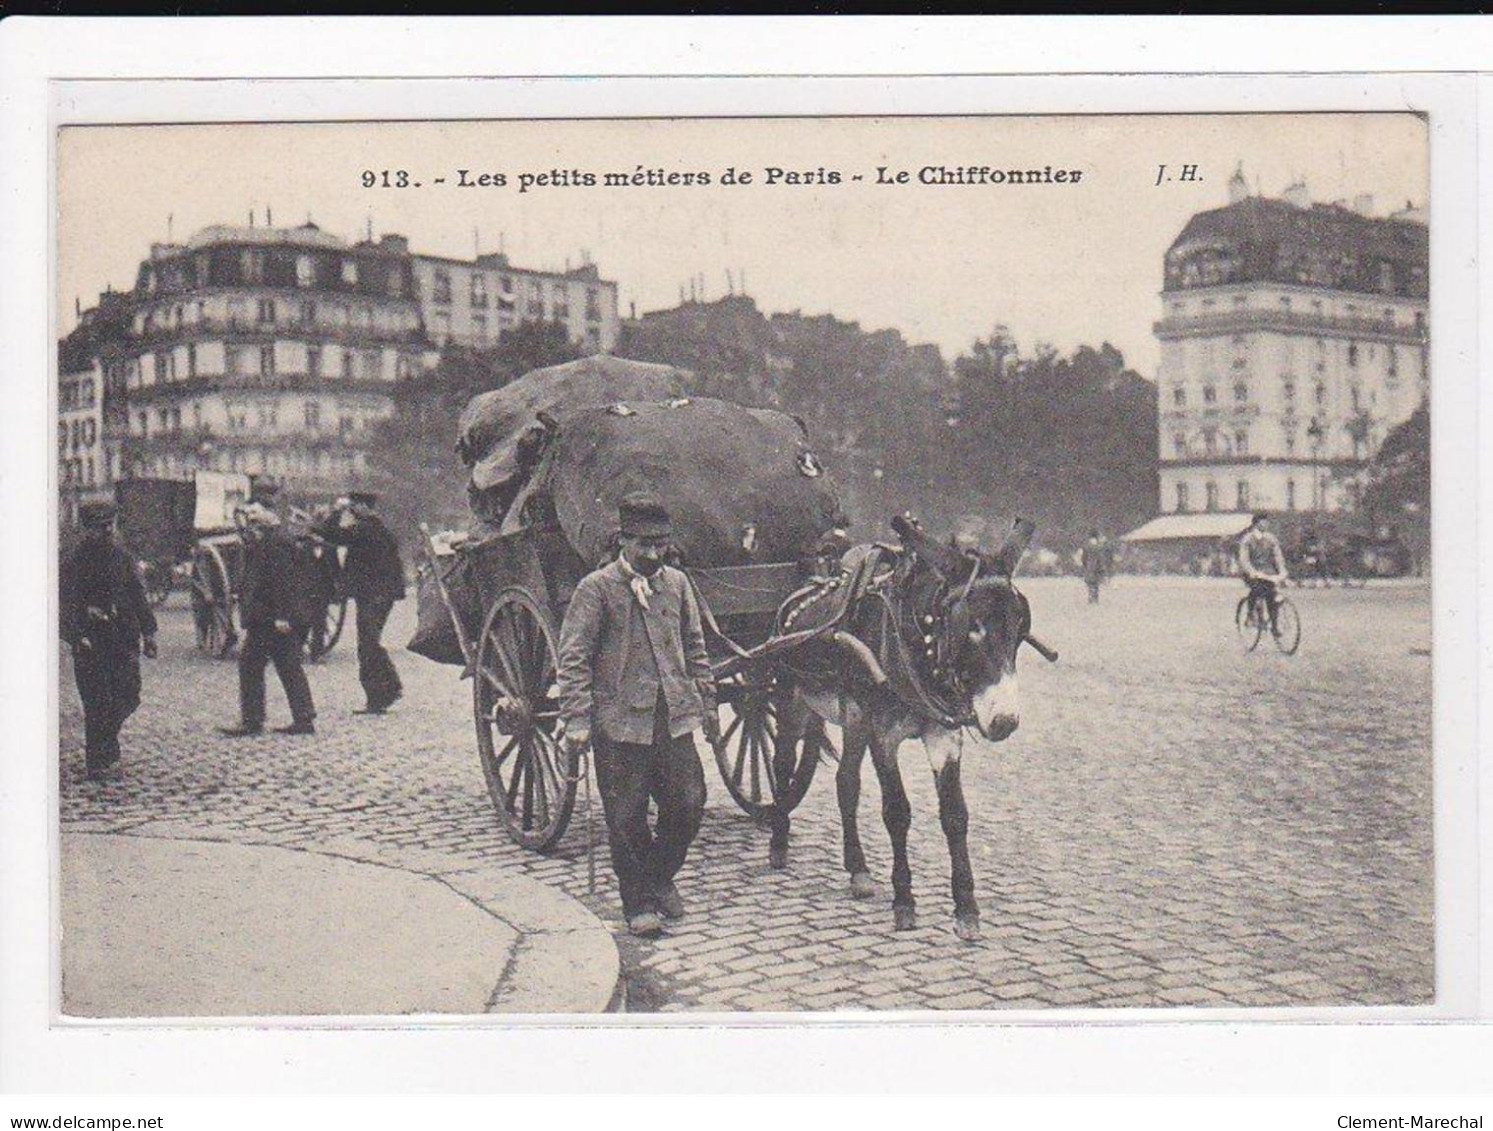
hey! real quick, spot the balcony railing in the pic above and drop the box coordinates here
[1154,308,1428,343]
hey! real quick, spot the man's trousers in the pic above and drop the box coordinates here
[239,623,315,729]
[355,597,402,709]
[590,724,706,919]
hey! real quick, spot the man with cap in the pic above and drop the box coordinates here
[316,491,406,714]
[60,502,158,781]
[220,503,318,736]
[557,492,720,938]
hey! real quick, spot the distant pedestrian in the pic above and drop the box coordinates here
[60,502,159,781]
[557,492,719,938]
[316,491,406,714]
[219,504,317,737]
[1080,528,1109,604]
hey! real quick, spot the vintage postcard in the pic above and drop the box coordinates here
[50,107,1443,1020]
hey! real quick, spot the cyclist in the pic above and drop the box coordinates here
[1237,512,1289,636]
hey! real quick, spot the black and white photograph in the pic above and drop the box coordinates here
[49,108,1438,1019]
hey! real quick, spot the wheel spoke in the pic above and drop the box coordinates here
[493,734,519,768]
[522,743,537,830]
[505,747,526,809]
[721,711,744,747]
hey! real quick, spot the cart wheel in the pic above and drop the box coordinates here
[473,586,576,851]
[307,599,347,661]
[714,674,825,821]
[190,547,236,659]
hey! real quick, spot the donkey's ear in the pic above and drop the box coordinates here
[988,518,1037,576]
[892,512,962,576]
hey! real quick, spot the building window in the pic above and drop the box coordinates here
[339,416,355,437]
[471,274,487,307]
[257,403,277,429]
[473,314,488,342]
[1173,434,1187,457]
[396,355,413,380]
[1286,479,1296,510]
[1315,383,1327,405]
[1350,385,1362,412]
[1176,482,1189,512]
[1283,379,1295,401]
[1205,482,1219,512]
[1414,311,1426,332]
[259,345,275,377]
[225,346,245,377]
[1202,385,1216,404]
[586,287,601,321]
[296,255,315,287]
[1234,430,1248,455]
[1348,343,1359,367]
[301,301,316,327]
[1284,430,1296,455]
[308,347,321,380]
[361,350,383,381]
[187,344,197,378]
[154,355,168,383]
[1387,349,1399,379]
[304,401,321,429]
[193,402,202,428]
[342,259,359,286]
[240,250,265,283]
[341,350,353,379]
[435,312,451,339]
[257,299,276,324]
[1203,429,1217,455]
[1172,387,1185,407]
[1236,481,1250,510]
[1233,382,1248,403]
[433,269,452,304]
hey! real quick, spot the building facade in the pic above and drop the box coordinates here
[411,251,619,353]
[1153,171,1428,516]
[118,224,432,491]
[57,293,133,527]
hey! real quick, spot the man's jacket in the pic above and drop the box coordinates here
[239,529,323,630]
[59,537,157,650]
[556,559,714,745]
[317,513,406,604]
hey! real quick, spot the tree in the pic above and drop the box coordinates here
[1360,397,1429,575]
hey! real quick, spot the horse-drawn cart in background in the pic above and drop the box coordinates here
[113,477,200,607]
[412,356,849,851]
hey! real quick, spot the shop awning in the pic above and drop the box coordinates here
[1121,512,1253,543]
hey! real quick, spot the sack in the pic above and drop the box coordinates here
[457,355,689,492]
[406,551,481,666]
[545,397,847,569]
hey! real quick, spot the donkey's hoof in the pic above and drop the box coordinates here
[893,904,918,932]
[768,843,789,870]
[849,871,877,900]
[953,913,982,943]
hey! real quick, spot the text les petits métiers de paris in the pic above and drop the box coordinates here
[360,165,1087,194]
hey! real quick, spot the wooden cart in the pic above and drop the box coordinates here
[420,521,834,852]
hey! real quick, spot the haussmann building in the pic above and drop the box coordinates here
[1125,167,1428,565]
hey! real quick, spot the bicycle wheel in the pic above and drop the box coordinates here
[1235,594,1264,652]
[1271,597,1302,655]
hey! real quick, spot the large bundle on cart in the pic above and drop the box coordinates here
[456,355,690,524]
[544,396,845,569]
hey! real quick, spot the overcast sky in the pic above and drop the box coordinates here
[58,113,1426,378]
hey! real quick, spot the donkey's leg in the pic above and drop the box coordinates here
[837,718,876,899]
[927,729,980,941]
[869,735,916,930]
[767,695,803,870]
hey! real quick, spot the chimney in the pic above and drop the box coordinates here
[266,205,273,226]
[1353,193,1375,217]
[1283,180,1310,209]
[630,301,637,320]
[249,209,255,228]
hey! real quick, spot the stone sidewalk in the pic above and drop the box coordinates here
[61,831,621,1017]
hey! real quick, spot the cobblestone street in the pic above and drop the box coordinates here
[59,575,1433,1013]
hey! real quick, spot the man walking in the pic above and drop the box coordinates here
[60,502,158,782]
[220,504,317,736]
[1080,528,1108,604]
[316,492,406,714]
[557,493,719,938]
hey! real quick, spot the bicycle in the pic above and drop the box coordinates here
[1235,582,1301,655]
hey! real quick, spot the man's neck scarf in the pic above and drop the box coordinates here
[618,554,656,610]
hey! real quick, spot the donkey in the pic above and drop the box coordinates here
[767,514,1051,941]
